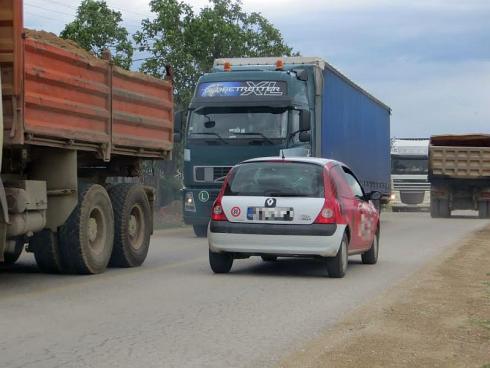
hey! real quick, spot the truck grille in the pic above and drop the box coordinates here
[393,178,431,192]
[194,166,232,183]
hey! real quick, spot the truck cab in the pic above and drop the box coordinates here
[390,138,431,211]
[183,59,315,236]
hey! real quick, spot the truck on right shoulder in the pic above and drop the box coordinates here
[428,134,490,218]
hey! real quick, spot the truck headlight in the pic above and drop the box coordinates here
[390,193,396,201]
[184,192,196,212]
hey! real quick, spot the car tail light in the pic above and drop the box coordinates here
[211,199,227,221]
[210,169,234,222]
[314,200,337,224]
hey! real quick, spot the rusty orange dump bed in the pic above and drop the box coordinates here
[0,0,173,160]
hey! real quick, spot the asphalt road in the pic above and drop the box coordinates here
[0,212,488,368]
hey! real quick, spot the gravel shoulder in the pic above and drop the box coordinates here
[280,224,490,368]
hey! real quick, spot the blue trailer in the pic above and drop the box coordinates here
[179,57,391,236]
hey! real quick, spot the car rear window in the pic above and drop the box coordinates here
[225,161,324,197]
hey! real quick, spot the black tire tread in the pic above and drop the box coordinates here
[109,183,152,268]
[209,250,233,273]
[32,230,64,273]
[193,224,208,238]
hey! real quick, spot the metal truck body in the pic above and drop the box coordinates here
[428,134,490,218]
[390,138,430,211]
[0,1,174,273]
[182,57,391,236]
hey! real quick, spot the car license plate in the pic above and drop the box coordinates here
[247,207,294,221]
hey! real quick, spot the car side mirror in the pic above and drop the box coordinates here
[299,110,311,131]
[299,130,311,143]
[367,191,382,201]
[174,110,185,143]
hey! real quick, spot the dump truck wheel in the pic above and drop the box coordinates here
[193,225,208,238]
[430,198,450,218]
[2,237,25,265]
[59,184,114,274]
[325,233,348,278]
[479,201,490,219]
[108,184,151,268]
[32,230,64,273]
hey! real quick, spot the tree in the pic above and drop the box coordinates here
[60,0,133,69]
[134,0,295,108]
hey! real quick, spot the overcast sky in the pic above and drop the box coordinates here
[24,0,490,137]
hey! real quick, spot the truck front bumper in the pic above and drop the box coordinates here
[208,221,345,257]
[183,188,220,226]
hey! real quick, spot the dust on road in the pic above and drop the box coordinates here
[280,224,490,368]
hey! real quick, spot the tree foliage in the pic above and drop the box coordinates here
[134,0,295,108]
[60,0,133,69]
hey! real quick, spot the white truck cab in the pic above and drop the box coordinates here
[390,138,430,211]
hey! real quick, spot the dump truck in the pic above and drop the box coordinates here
[180,57,391,237]
[428,134,490,218]
[0,1,174,273]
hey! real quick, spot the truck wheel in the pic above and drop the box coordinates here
[325,233,348,278]
[361,231,379,265]
[31,230,65,273]
[209,250,233,273]
[430,198,450,218]
[479,201,490,219]
[108,184,152,268]
[59,184,114,274]
[193,224,208,238]
[2,237,25,265]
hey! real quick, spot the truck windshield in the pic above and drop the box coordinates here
[225,162,324,197]
[188,107,288,140]
[392,157,428,175]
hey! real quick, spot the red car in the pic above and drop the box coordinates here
[208,157,381,278]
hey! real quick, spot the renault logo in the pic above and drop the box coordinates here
[265,198,276,208]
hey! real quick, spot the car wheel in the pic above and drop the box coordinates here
[361,230,379,265]
[193,224,208,238]
[209,250,233,274]
[261,256,277,262]
[325,233,348,278]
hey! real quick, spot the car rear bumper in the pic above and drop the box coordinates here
[208,221,346,257]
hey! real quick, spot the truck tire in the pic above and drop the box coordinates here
[361,231,379,265]
[2,237,25,265]
[193,224,208,238]
[108,184,152,268]
[479,201,490,219]
[325,233,348,278]
[209,250,233,273]
[31,230,64,273]
[59,184,114,274]
[430,198,450,218]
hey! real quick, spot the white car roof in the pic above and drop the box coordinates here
[241,156,342,167]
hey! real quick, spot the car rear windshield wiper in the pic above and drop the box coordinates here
[190,132,228,144]
[231,132,274,145]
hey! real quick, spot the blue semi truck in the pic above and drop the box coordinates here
[177,57,391,237]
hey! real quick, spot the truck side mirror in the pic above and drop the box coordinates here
[174,111,185,143]
[300,110,311,131]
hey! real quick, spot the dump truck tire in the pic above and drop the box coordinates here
[3,237,25,265]
[59,184,114,274]
[479,201,490,219]
[32,230,64,273]
[430,198,450,218]
[193,225,208,238]
[108,184,151,268]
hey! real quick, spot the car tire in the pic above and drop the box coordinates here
[2,237,25,265]
[193,224,208,238]
[325,233,348,278]
[109,184,152,268]
[362,230,379,265]
[32,229,65,273]
[261,256,277,262]
[59,184,114,274]
[209,250,233,274]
